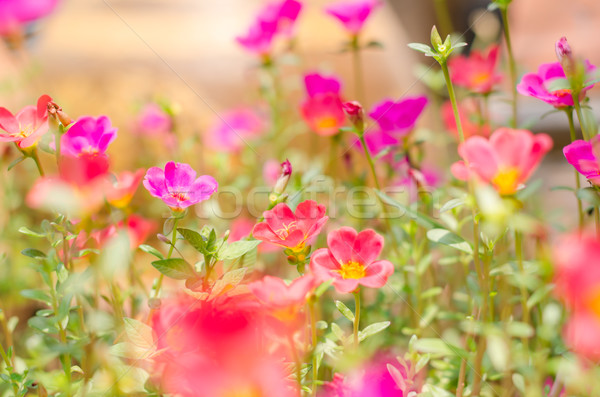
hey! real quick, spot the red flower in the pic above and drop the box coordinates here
[310,227,394,293]
[253,200,328,251]
[449,45,502,95]
[0,95,52,149]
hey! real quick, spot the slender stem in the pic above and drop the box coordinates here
[500,7,518,128]
[351,36,365,104]
[596,206,600,238]
[287,334,302,395]
[353,290,361,348]
[573,96,590,141]
[456,355,467,397]
[31,148,45,177]
[566,109,585,228]
[0,339,19,396]
[309,298,319,397]
[514,230,531,347]
[359,135,381,191]
[441,61,465,143]
[433,0,454,36]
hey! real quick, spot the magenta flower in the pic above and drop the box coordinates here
[0,94,52,149]
[368,96,428,136]
[325,0,382,36]
[310,227,394,293]
[301,73,346,136]
[143,161,218,211]
[253,200,328,251]
[448,44,502,94]
[135,103,172,136]
[393,158,442,203]
[248,274,317,312]
[236,0,302,56]
[61,116,117,157]
[0,0,60,36]
[451,128,553,195]
[517,61,597,109]
[563,137,600,186]
[354,129,398,163]
[206,108,265,153]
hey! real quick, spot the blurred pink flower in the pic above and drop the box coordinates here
[0,95,52,149]
[263,159,282,187]
[0,0,60,36]
[135,103,172,136]
[441,100,490,140]
[253,200,328,251]
[451,128,553,195]
[448,45,502,94]
[206,108,265,152]
[249,274,317,310]
[61,116,117,157]
[543,377,565,397]
[368,96,428,137]
[325,0,382,36]
[563,137,600,186]
[143,161,217,211]
[92,214,156,250]
[310,227,394,294]
[354,129,398,163]
[104,168,145,208]
[564,312,600,362]
[301,73,346,136]
[393,158,442,203]
[517,61,596,109]
[236,0,302,56]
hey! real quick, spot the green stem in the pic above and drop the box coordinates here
[31,148,45,177]
[500,6,518,128]
[441,61,465,143]
[287,334,302,395]
[573,95,590,141]
[309,298,319,397]
[566,109,585,228]
[0,339,19,396]
[433,0,454,36]
[514,230,530,347]
[353,291,361,348]
[152,218,179,299]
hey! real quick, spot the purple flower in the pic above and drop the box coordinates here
[135,103,172,136]
[368,96,428,136]
[325,0,382,35]
[563,138,600,186]
[236,0,302,56]
[355,129,398,162]
[305,73,341,97]
[206,108,265,153]
[517,61,596,109]
[143,161,218,211]
[61,116,117,156]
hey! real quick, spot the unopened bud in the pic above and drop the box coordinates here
[343,101,364,132]
[430,26,443,50]
[273,159,292,195]
[47,101,73,126]
[555,37,574,75]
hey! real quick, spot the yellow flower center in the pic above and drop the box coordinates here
[18,124,33,138]
[471,71,491,86]
[586,290,600,319]
[316,116,338,131]
[222,386,262,397]
[553,88,572,98]
[492,167,521,195]
[337,261,366,279]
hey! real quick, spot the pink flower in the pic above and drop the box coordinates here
[451,128,553,195]
[135,103,172,136]
[92,214,156,250]
[236,0,302,56]
[206,108,265,152]
[249,274,317,310]
[0,0,59,36]
[0,95,52,149]
[143,161,218,211]
[517,61,596,109]
[325,0,382,36]
[61,116,117,157]
[229,218,278,253]
[393,158,442,203]
[263,159,282,187]
[441,100,490,140]
[448,45,502,94]
[354,129,398,163]
[310,227,394,293]
[563,137,600,186]
[368,96,428,136]
[564,312,600,362]
[104,169,145,208]
[301,73,346,136]
[253,200,328,251]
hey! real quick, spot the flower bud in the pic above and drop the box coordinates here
[555,36,575,76]
[430,25,443,50]
[47,101,73,126]
[343,101,364,132]
[273,159,292,195]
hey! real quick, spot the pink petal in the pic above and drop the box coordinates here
[351,229,383,265]
[327,226,357,265]
[360,260,394,288]
[0,107,18,134]
[458,136,498,181]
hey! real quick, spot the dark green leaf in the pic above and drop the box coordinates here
[21,248,46,259]
[217,240,261,261]
[426,229,473,254]
[21,289,52,304]
[177,228,207,254]
[138,244,164,260]
[151,258,196,280]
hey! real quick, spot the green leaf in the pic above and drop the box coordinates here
[527,284,554,310]
[506,322,534,338]
[21,248,47,259]
[123,318,155,349]
[7,156,25,171]
[420,287,443,300]
[151,258,196,280]
[21,289,52,304]
[335,301,355,323]
[331,323,345,341]
[413,338,466,357]
[359,321,391,341]
[576,187,600,206]
[407,43,434,56]
[439,198,465,213]
[426,229,473,254]
[28,316,59,334]
[210,268,248,298]
[138,244,164,260]
[177,228,206,254]
[546,77,570,92]
[18,226,46,238]
[217,240,261,261]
